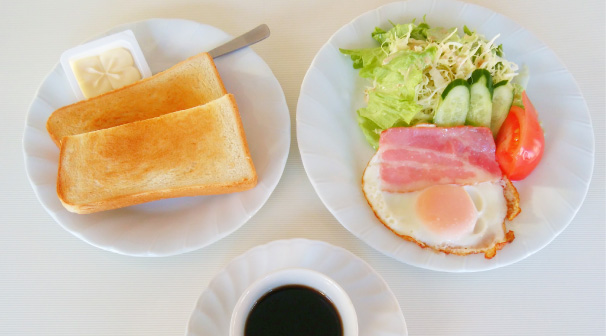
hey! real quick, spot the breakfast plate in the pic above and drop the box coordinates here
[187,239,407,335]
[23,19,290,257]
[297,0,594,272]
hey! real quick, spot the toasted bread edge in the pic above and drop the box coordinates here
[46,52,226,147]
[56,94,257,214]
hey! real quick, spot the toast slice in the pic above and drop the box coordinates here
[47,52,226,146]
[57,94,257,214]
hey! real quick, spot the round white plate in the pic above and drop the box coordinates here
[23,19,290,257]
[297,0,594,272]
[187,239,407,336]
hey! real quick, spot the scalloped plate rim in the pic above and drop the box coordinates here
[186,238,407,335]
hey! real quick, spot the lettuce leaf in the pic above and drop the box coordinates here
[410,22,430,40]
[339,47,386,77]
[357,92,422,148]
[341,42,437,148]
[341,22,439,148]
[371,27,389,44]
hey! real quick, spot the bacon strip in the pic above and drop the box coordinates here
[378,127,502,193]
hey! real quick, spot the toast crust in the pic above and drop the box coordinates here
[57,94,256,214]
[47,52,227,146]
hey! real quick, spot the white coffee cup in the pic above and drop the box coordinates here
[229,268,358,336]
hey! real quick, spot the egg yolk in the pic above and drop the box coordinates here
[416,184,477,240]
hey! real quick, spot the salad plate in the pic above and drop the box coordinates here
[187,239,407,336]
[23,19,290,257]
[297,0,594,272]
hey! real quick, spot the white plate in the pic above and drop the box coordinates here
[23,19,290,257]
[297,0,594,272]
[187,239,407,336]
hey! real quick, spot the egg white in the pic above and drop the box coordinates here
[362,154,508,252]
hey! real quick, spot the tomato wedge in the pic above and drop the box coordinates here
[495,92,545,180]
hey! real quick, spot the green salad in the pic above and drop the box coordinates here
[340,19,523,148]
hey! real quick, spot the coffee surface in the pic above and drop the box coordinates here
[244,285,343,336]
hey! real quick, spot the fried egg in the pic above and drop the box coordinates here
[363,154,516,258]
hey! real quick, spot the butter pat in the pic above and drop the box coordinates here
[72,48,141,98]
[61,30,151,100]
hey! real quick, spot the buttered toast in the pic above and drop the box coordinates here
[57,94,257,214]
[47,52,226,146]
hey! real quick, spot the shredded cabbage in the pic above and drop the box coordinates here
[414,24,519,122]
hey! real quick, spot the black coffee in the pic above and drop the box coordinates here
[244,285,343,336]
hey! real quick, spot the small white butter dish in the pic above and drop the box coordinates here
[60,30,152,100]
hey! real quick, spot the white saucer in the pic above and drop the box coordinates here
[187,239,407,336]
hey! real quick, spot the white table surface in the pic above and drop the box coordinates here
[1,0,604,335]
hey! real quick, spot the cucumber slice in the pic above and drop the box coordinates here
[433,79,470,127]
[466,69,493,128]
[491,81,514,137]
